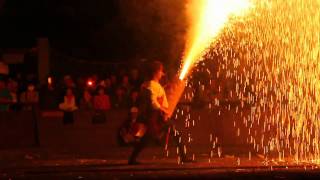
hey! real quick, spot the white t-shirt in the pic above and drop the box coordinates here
[147,80,169,110]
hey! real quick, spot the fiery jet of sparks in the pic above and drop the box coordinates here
[179,0,252,80]
[200,0,320,163]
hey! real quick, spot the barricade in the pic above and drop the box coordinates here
[39,110,128,150]
[0,105,254,153]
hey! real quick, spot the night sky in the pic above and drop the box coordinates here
[0,0,187,62]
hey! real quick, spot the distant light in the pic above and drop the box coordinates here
[87,80,94,87]
[48,77,52,85]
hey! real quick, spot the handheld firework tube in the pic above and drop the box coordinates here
[165,77,187,119]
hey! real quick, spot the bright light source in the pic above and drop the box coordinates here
[48,77,52,85]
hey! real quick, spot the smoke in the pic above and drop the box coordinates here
[118,0,188,75]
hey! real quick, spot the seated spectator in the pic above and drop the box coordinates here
[93,86,111,111]
[119,107,146,145]
[112,86,128,109]
[59,88,78,111]
[76,77,86,90]
[0,78,12,111]
[121,75,132,95]
[110,74,118,94]
[7,78,19,111]
[59,88,77,124]
[130,68,142,89]
[104,78,112,95]
[79,89,93,110]
[75,77,86,103]
[20,83,39,110]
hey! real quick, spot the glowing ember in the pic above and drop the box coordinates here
[179,0,252,80]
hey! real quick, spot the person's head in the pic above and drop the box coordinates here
[131,90,139,101]
[130,68,139,80]
[64,75,74,88]
[27,84,35,92]
[148,61,165,81]
[97,86,105,95]
[116,86,124,97]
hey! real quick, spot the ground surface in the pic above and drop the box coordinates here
[1,147,320,179]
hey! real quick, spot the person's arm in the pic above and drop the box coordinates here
[150,90,170,118]
[150,92,162,110]
[149,83,170,115]
[162,90,169,109]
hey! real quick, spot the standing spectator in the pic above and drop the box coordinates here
[59,88,78,124]
[104,78,112,95]
[92,86,110,123]
[7,78,19,111]
[75,76,87,105]
[20,83,39,110]
[130,68,142,89]
[121,75,132,97]
[15,73,25,95]
[110,74,118,95]
[112,86,128,109]
[128,89,139,108]
[93,86,111,111]
[0,78,12,111]
[79,89,93,110]
[25,73,38,89]
[110,74,117,85]
[39,76,59,110]
[76,77,86,90]
[119,107,141,145]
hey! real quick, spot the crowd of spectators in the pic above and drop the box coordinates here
[0,67,143,114]
[0,62,233,115]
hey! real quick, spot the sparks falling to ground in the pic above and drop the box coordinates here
[187,0,320,163]
[179,0,252,80]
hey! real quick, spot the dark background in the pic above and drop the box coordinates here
[0,0,187,64]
